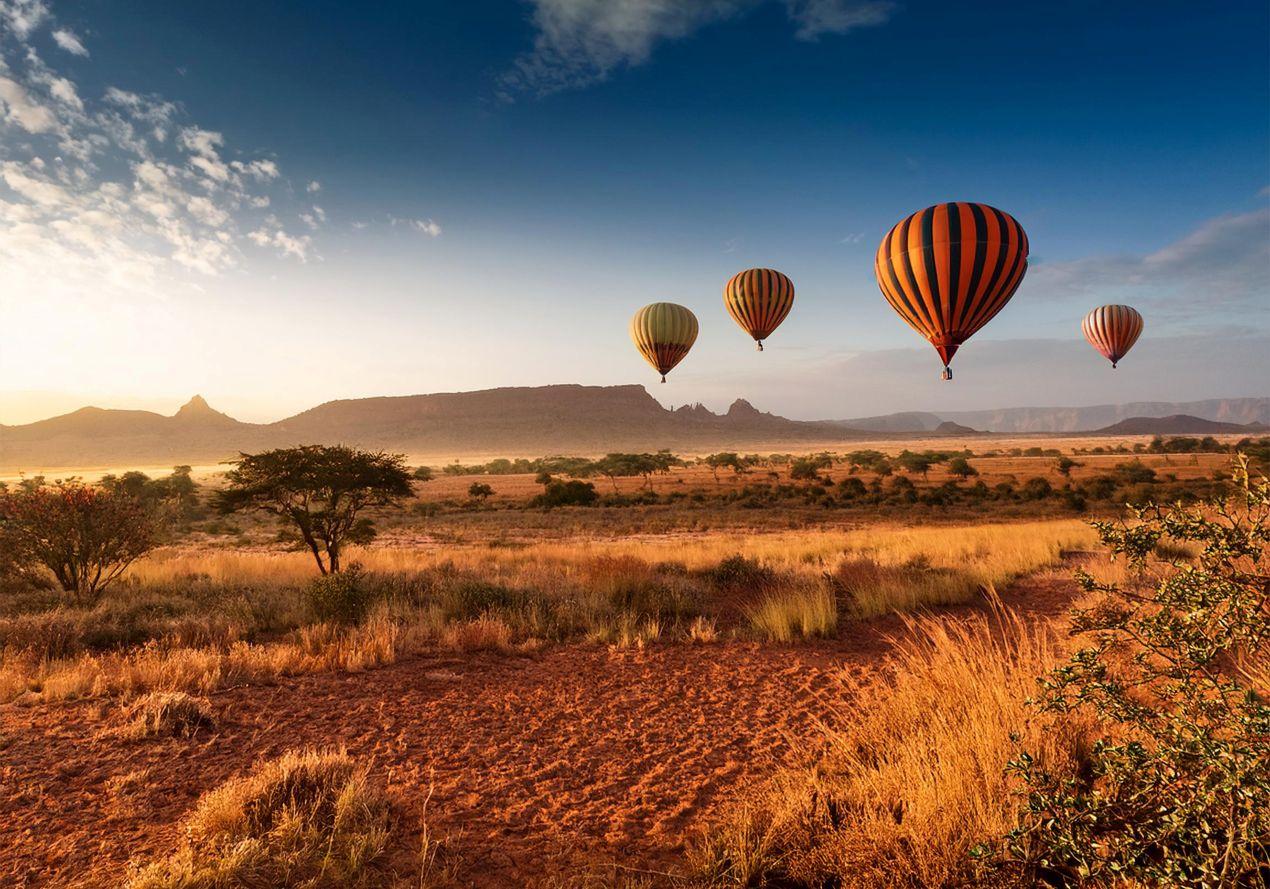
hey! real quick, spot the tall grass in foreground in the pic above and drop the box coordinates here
[125,748,400,888]
[689,610,1092,888]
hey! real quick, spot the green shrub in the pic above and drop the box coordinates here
[531,479,599,508]
[305,566,375,624]
[704,555,777,593]
[989,459,1270,887]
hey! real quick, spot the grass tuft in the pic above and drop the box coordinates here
[745,584,837,642]
[126,748,397,888]
[116,691,214,739]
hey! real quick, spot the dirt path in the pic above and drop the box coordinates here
[0,567,1081,888]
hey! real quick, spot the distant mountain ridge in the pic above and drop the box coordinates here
[2,388,1265,472]
[840,397,1270,434]
[1094,415,1268,435]
[0,386,857,470]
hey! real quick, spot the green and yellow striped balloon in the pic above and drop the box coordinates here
[724,267,794,351]
[630,302,698,383]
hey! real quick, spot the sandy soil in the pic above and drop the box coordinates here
[0,568,1082,888]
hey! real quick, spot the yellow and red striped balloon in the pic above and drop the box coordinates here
[724,267,794,351]
[629,302,698,383]
[875,202,1029,380]
[1082,304,1144,368]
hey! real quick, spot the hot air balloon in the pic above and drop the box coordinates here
[724,268,794,351]
[630,302,698,383]
[1082,304,1143,368]
[874,202,1029,380]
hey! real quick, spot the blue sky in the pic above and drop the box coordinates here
[0,0,1266,423]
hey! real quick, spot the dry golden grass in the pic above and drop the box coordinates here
[2,519,1094,704]
[440,614,515,653]
[745,583,837,642]
[128,518,1093,590]
[2,609,406,703]
[125,748,398,888]
[113,691,215,739]
[690,608,1092,888]
[830,520,1096,617]
[685,615,719,644]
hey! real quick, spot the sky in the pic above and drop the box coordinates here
[0,0,1267,424]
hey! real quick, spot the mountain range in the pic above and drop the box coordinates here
[1,388,1266,472]
[839,398,1269,434]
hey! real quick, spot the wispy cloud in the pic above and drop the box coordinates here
[51,26,87,56]
[392,215,442,237]
[783,0,895,40]
[499,0,894,99]
[0,0,49,39]
[0,2,319,307]
[1027,207,1270,319]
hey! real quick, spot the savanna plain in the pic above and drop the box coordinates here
[1,434,1267,888]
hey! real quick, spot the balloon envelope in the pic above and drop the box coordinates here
[724,268,794,351]
[1082,304,1143,368]
[874,202,1029,379]
[629,302,699,382]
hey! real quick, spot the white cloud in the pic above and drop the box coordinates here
[1027,207,1270,316]
[300,205,326,229]
[306,180,321,193]
[51,27,88,56]
[500,0,894,97]
[0,0,49,39]
[392,215,442,237]
[782,0,894,40]
[0,7,322,315]
[0,75,59,132]
[247,226,312,260]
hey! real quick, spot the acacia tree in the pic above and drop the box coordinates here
[704,452,742,484]
[946,456,979,479]
[0,480,158,603]
[215,446,413,574]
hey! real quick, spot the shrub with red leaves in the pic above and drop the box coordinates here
[0,480,157,603]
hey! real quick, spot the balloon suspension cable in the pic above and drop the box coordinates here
[660,374,667,383]
[756,340,764,352]
[941,366,953,381]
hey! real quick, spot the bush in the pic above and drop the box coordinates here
[705,555,777,593]
[531,479,599,508]
[1020,477,1053,500]
[305,565,375,624]
[0,480,158,603]
[992,460,1270,887]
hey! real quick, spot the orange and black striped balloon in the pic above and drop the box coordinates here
[874,202,1029,380]
[724,268,794,351]
[1082,304,1143,368]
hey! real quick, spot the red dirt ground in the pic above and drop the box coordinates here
[0,567,1083,888]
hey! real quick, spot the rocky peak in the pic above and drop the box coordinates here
[726,398,763,419]
[173,395,239,426]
